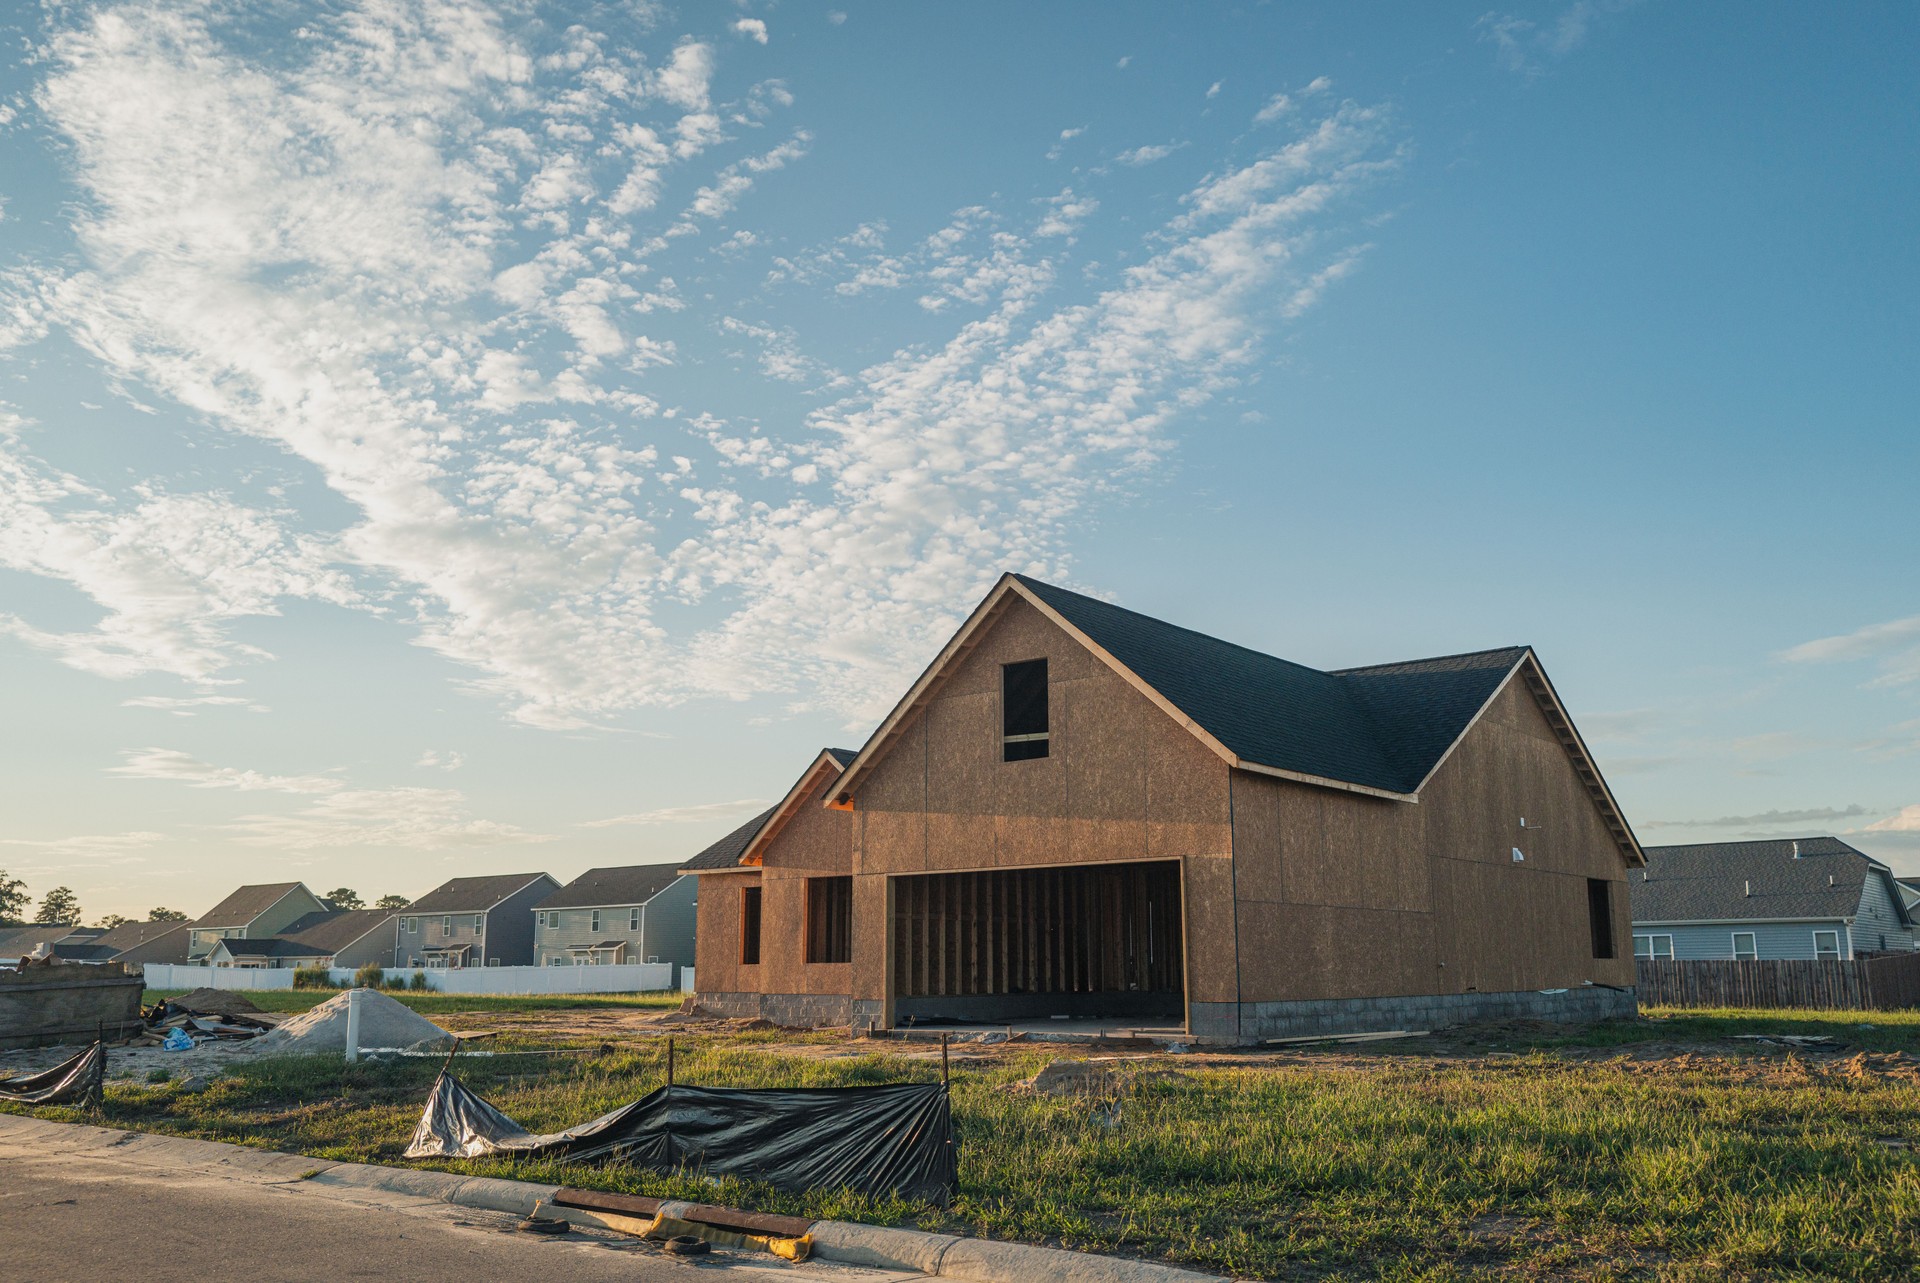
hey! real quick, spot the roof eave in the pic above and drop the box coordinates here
[744,749,850,863]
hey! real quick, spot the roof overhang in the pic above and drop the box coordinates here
[742,749,850,865]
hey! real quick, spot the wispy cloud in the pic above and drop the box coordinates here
[0,831,165,867]
[580,797,769,828]
[1114,143,1181,167]
[223,788,551,851]
[414,750,466,772]
[1643,805,1869,830]
[1781,616,1920,686]
[122,694,268,715]
[731,18,768,45]
[112,748,342,794]
[1867,805,1920,834]
[1477,1,1638,77]
[1,2,1401,734]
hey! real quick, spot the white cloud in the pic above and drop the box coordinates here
[415,749,466,771]
[1478,2,1634,76]
[732,18,768,45]
[1868,805,1920,834]
[223,787,550,850]
[1116,55,1132,70]
[122,694,268,715]
[1644,805,1869,830]
[1115,143,1180,167]
[581,797,770,827]
[1206,82,1222,99]
[2,1,1395,735]
[112,747,342,794]
[1780,616,1920,686]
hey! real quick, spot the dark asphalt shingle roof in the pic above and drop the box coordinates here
[215,937,331,959]
[0,924,86,957]
[278,909,396,953]
[1629,837,1911,924]
[404,873,554,914]
[108,925,192,966]
[535,863,688,910]
[1013,575,1527,795]
[193,883,311,928]
[681,806,781,871]
[89,919,191,953]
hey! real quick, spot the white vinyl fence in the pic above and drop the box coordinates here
[143,961,677,996]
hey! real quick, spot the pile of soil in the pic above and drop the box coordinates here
[248,989,455,1055]
[168,988,264,1018]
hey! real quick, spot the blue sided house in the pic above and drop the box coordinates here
[1628,836,1916,962]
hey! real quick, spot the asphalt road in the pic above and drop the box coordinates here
[1,1128,915,1283]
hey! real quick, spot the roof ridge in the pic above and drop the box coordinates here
[1013,574,1336,681]
[1329,645,1530,675]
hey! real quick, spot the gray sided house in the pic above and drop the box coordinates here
[533,863,698,971]
[205,909,398,970]
[0,924,98,963]
[1629,837,1916,961]
[187,882,328,960]
[99,921,192,967]
[396,873,558,968]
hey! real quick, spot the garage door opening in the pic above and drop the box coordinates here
[889,861,1184,1025]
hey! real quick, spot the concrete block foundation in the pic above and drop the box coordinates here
[1189,985,1636,1044]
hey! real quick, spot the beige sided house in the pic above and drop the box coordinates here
[186,883,328,960]
[533,863,698,970]
[396,873,558,968]
[691,574,1644,1043]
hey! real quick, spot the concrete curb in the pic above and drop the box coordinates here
[0,1113,1224,1282]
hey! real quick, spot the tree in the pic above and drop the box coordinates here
[37,886,81,926]
[97,913,132,930]
[148,907,189,923]
[325,887,364,911]
[373,894,410,911]
[0,870,26,926]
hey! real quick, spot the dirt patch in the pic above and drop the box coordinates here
[165,988,264,1018]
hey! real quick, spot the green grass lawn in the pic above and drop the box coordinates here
[13,1010,1920,1281]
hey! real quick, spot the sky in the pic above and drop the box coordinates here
[0,1,1915,923]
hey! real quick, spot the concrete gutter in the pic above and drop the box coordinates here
[0,1113,1225,1282]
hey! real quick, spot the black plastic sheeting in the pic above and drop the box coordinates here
[406,1071,957,1203]
[0,1041,104,1107]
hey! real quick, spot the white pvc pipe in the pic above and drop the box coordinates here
[344,985,363,1063]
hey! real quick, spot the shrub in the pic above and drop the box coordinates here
[145,1068,171,1084]
[353,963,383,989]
[292,966,334,990]
[409,970,430,991]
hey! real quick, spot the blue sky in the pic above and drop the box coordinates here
[1,1,1915,921]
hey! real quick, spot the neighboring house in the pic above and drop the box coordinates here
[395,873,558,968]
[1898,877,1920,916]
[103,921,193,967]
[186,883,329,960]
[203,909,398,970]
[1629,837,1917,960]
[691,573,1645,1043]
[533,863,700,970]
[0,924,97,963]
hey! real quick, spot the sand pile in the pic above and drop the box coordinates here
[248,988,455,1055]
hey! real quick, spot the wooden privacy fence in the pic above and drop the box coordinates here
[1637,953,1920,1011]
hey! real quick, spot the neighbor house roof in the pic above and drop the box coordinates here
[108,924,192,966]
[278,909,396,954]
[403,874,554,914]
[535,863,688,910]
[1629,837,1913,925]
[88,920,187,954]
[0,924,87,958]
[193,883,310,928]
[212,937,331,960]
[828,574,1642,862]
[681,805,781,872]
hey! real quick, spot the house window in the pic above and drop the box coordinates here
[545,912,558,929]
[1814,930,1841,960]
[629,908,640,932]
[1002,659,1050,761]
[441,916,452,938]
[1633,934,1673,960]
[473,914,483,931]
[591,909,601,932]
[741,886,763,966]
[548,956,564,967]
[1732,931,1758,961]
[1586,878,1615,959]
[806,876,853,964]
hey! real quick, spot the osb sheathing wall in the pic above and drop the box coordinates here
[849,595,1236,1006]
[692,870,757,995]
[739,766,855,1001]
[1229,674,1637,1004]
